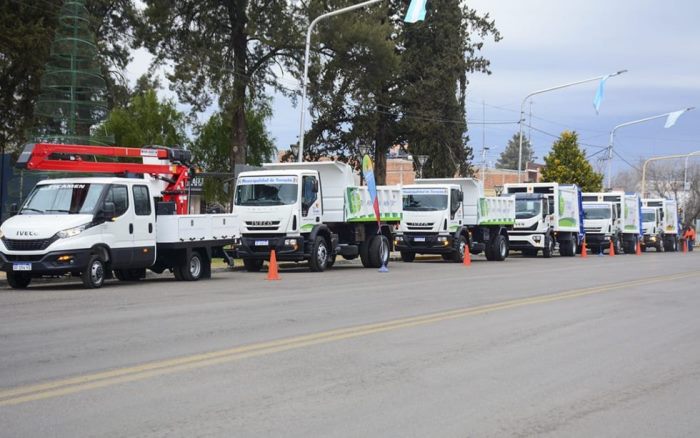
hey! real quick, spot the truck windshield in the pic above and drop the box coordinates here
[583,207,611,220]
[642,211,655,222]
[515,199,541,219]
[20,183,106,215]
[403,194,448,211]
[235,181,298,206]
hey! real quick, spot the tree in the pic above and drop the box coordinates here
[190,98,276,203]
[137,0,302,171]
[541,131,603,192]
[496,134,534,170]
[100,87,188,147]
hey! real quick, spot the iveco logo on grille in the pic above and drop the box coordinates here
[16,231,38,237]
[250,221,274,226]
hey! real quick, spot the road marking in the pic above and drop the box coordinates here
[1,270,697,407]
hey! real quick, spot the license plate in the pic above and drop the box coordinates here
[12,263,31,271]
[255,240,269,246]
[414,237,425,242]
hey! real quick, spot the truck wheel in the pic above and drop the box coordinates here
[327,254,337,268]
[542,235,554,258]
[359,241,371,267]
[400,251,416,262]
[243,258,264,272]
[451,236,468,263]
[309,236,329,272]
[561,239,576,257]
[368,235,389,268]
[614,238,622,255]
[6,272,31,289]
[82,255,106,289]
[489,235,508,261]
[172,266,184,281]
[181,251,203,281]
[656,240,664,252]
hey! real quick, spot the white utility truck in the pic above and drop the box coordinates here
[234,161,401,272]
[641,198,679,252]
[395,178,515,262]
[502,183,583,257]
[0,143,239,289]
[581,192,641,254]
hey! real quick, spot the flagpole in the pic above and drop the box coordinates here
[297,0,384,162]
[517,70,627,182]
[605,107,695,189]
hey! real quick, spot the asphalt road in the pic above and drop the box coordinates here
[1,251,699,437]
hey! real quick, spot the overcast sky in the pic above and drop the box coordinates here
[126,0,700,178]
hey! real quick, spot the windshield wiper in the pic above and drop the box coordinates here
[20,207,44,214]
[45,209,70,213]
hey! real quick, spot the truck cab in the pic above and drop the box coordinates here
[235,161,401,272]
[641,207,663,252]
[582,202,618,253]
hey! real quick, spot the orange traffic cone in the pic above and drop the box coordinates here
[267,250,280,280]
[609,240,615,256]
[636,240,642,256]
[463,246,471,267]
[682,239,688,254]
[581,238,588,258]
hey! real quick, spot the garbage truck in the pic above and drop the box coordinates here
[641,198,679,252]
[0,143,240,289]
[581,192,641,254]
[502,183,584,257]
[234,161,401,272]
[394,178,515,262]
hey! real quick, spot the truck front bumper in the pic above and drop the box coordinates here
[642,235,660,247]
[237,235,307,261]
[507,233,545,250]
[0,249,93,276]
[584,233,610,247]
[394,234,454,254]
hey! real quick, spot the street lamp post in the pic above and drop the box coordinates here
[683,150,700,191]
[297,0,383,163]
[517,70,628,182]
[641,153,691,197]
[606,107,695,189]
[415,155,428,179]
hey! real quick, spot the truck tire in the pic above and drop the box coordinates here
[542,235,555,258]
[309,236,329,272]
[560,238,576,257]
[6,272,31,289]
[451,235,468,263]
[359,241,371,267]
[486,234,508,261]
[82,255,106,289]
[655,240,664,252]
[614,237,622,255]
[327,254,336,268]
[172,266,184,281]
[400,251,416,262]
[181,251,204,281]
[243,258,264,272]
[368,235,390,268]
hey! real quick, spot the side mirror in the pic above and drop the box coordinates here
[458,191,464,202]
[9,203,18,216]
[312,179,319,193]
[102,202,116,221]
[548,203,555,215]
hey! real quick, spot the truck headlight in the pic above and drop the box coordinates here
[57,224,89,239]
[437,236,447,242]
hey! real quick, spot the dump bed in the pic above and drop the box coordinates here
[477,197,516,226]
[663,200,679,235]
[622,194,642,235]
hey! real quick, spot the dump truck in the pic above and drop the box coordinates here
[641,198,679,252]
[395,178,515,262]
[502,183,584,257]
[582,192,641,254]
[234,161,401,272]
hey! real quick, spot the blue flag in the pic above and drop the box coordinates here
[593,75,609,115]
[404,0,427,23]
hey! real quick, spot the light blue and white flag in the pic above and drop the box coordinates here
[664,109,687,128]
[404,0,427,23]
[593,75,609,115]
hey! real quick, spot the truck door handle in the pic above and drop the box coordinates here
[129,224,134,234]
[148,223,153,233]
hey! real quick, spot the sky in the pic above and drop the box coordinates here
[125,0,700,179]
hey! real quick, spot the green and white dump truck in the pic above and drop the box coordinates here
[502,183,584,257]
[641,198,679,252]
[234,161,401,272]
[581,192,642,254]
[395,178,515,262]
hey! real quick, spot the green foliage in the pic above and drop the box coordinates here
[100,88,188,147]
[190,99,276,203]
[541,131,603,191]
[137,0,302,168]
[496,134,535,170]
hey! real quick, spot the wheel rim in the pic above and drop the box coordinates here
[317,242,328,267]
[499,239,507,257]
[459,240,466,259]
[380,238,389,264]
[190,255,202,277]
[91,261,104,285]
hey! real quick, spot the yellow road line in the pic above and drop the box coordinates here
[1,270,697,407]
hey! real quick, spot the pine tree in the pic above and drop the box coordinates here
[496,134,534,170]
[541,131,603,191]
